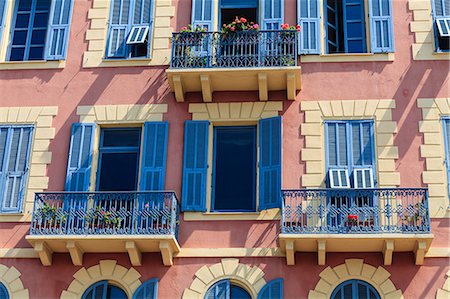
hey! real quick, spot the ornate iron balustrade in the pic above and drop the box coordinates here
[170,30,298,69]
[30,192,179,236]
[281,188,430,234]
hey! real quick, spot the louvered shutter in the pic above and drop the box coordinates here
[65,123,95,191]
[130,0,154,56]
[369,0,394,52]
[259,116,282,210]
[351,122,375,188]
[262,0,283,30]
[0,127,33,213]
[46,0,74,60]
[139,122,168,191]
[181,121,209,212]
[108,0,131,57]
[343,0,367,53]
[0,0,7,45]
[444,119,450,198]
[257,278,283,299]
[133,279,158,299]
[205,280,230,299]
[298,0,321,54]
[326,122,348,167]
[82,281,107,299]
[191,0,214,31]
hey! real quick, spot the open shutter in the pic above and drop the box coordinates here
[0,0,7,45]
[369,0,394,52]
[257,278,283,299]
[107,0,131,58]
[181,121,209,212]
[298,0,321,54]
[205,280,230,299]
[262,0,283,30]
[127,0,154,56]
[140,122,168,191]
[0,127,33,213]
[132,278,158,299]
[65,123,95,191]
[328,169,350,188]
[191,0,214,30]
[46,0,74,60]
[259,116,282,210]
[343,0,366,53]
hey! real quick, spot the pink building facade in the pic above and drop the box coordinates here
[0,0,449,298]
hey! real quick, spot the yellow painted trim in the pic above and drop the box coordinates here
[183,209,281,221]
[425,247,450,258]
[0,248,38,258]
[417,98,450,218]
[300,53,395,63]
[300,99,400,189]
[0,106,58,222]
[308,259,403,299]
[176,248,284,258]
[408,0,450,60]
[0,60,65,70]
[436,270,450,299]
[0,264,29,299]
[182,259,268,299]
[83,0,174,68]
[60,260,142,299]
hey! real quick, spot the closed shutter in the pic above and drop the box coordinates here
[191,0,214,31]
[65,123,95,191]
[107,0,132,57]
[343,0,366,53]
[205,280,230,299]
[257,279,283,299]
[443,119,450,199]
[369,0,394,52]
[0,0,7,45]
[351,122,375,187]
[262,0,283,30]
[298,0,320,54]
[326,122,348,167]
[181,121,209,211]
[0,126,33,213]
[132,278,158,299]
[46,0,74,60]
[82,281,107,299]
[139,122,168,191]
[259,116,282,210]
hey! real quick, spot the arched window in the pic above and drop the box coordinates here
[82,281,127,299]
[205,280,252,299]
[0,283,9,299]
[331,280,380,299]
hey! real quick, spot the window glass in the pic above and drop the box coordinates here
[331,279,380,299]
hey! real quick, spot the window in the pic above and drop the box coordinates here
[298,0,394,54]
[65,122,168,192]
[132,278,158,299]
[205,280,252,299]
[181,117,281,212]
[107,0,155,59]
[82,281,127,299]
[8,0,74,61]
[0,126,33,214]
[432,0,450,51]
[0,283,8,299]
[442,118,450,200]
[331,280,380,299]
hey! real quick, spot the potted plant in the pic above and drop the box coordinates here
[86,206,122,230]
[174,24,209,67]
[35,202,66,231]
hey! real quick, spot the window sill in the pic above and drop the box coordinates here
[0,213,31,222]
[299,53,395,63]
[82,54,170,68]
[0,60,65,70]
[183,208,281,221]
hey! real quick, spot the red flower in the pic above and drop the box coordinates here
[348,214,358,221]
[296,25,301,32]
[240,17,247,23]
[230,27,235,31]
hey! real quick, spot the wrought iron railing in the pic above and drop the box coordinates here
[30,192,179,236]
[281,188,430,234]
[170,30,298,69]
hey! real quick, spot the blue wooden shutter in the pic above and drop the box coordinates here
[259,116,282,210]
[46,0,74,60]
[369,0,394,52]
[350,122,375,187]
[0,283,8,299]
[82,281,107,299]
[132,278,158,299]
[298,0,321,54]
[205,280,230,299]
[191,0,214,30]
[257,278,283,299]
[131,0,154,57]
[326,122,348,167]
[343,0,366,53]
[0,126,33,213]
[107,0,132,57]
[65,123,95,191]
[0,0,7,45]
[443,119,450,200]
[181,121,209,212]
[262,0,283,30]
[139,122,168,191]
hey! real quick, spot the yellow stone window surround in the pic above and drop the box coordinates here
[436,270,450,299]
[417,97,450,218]
[0,264,29,299]
[185,101,284,221]
[300,99,400,189]
[0,106,58,222]
[83,0,175,68]
[308,259,403,299]
[409,0,450,60]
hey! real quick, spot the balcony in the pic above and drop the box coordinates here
[279,188,434,266]
[26,192,180,266]
[166,30,301,102]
